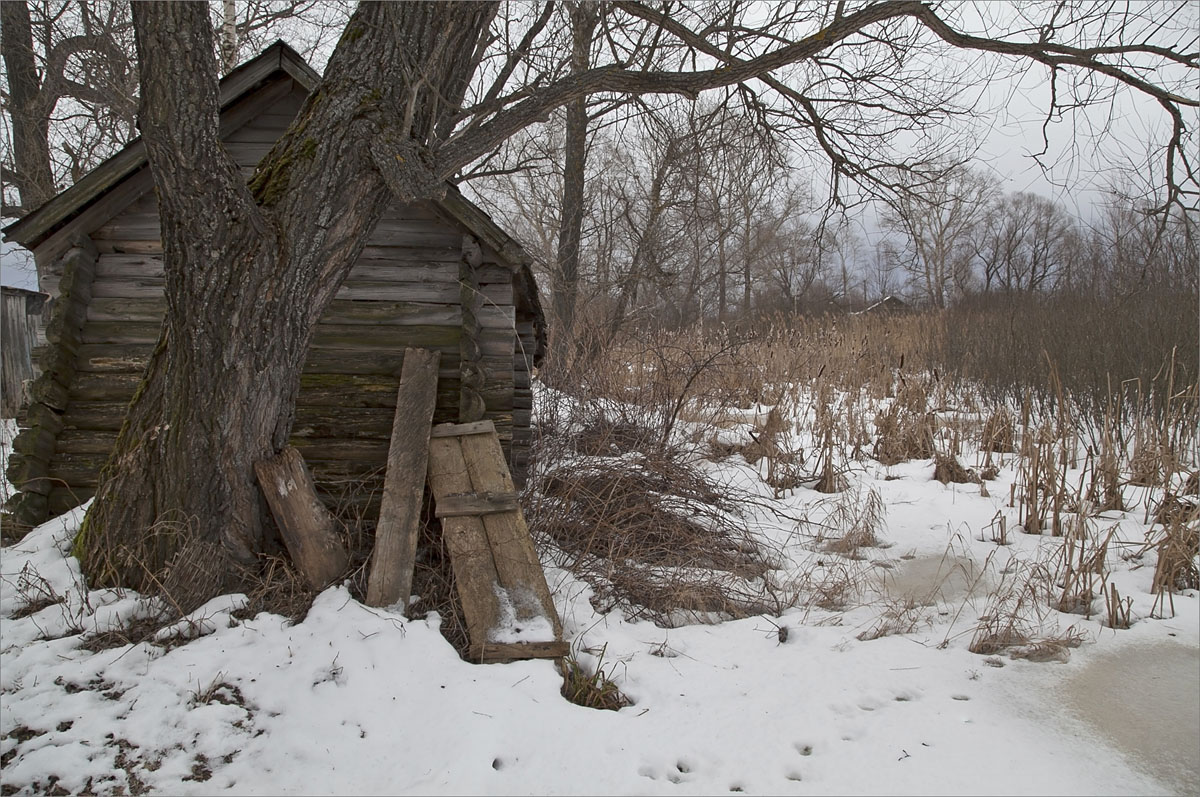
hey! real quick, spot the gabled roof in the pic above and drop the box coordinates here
[4,41,317,249]
[2,42,533,274]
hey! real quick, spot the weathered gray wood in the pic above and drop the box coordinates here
[4,42,315,254]
[459,429,562,639]
[7,43,534,529]
[88,277,512,305]
[48,486,94,516]
[433,491,519,518]
[477,640,569,663]
[1,287,47,418]
[436,186,528,271]
[431,421,496,438]
[365,348,440,609]
[5,241,98,525]
[254,446,348,590]
[427,421,563,662]
[427,434,505,655]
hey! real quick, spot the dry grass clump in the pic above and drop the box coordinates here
[531,455,771,625]
[1149,499,1200,595]
[933,453,978,484]
[816,486,887,560]
[560,645,631,711]
[237,555,318,624]
[872,383,936,466]
[79,616,169,653]
[981,408,1015,453]
[857,596,929,641]
[968,561,1084,661]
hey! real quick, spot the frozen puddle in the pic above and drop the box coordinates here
[877,553,993,605]
[1062,641,1200,796]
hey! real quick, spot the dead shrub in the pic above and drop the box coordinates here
[981,409,1015,453]
[79,615,168,653]
[873,388,936,465]
[933,453,978,484]
[1148,500,1200,601]
[238,554,317,625]
[532,455,771,625]
[817,486,886,560]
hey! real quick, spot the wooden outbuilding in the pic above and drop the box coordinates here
[2,42,545,526]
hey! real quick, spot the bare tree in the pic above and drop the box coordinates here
[975,191,1076,294]
[883,165,998,306]
[1,0,135,216]
[60,0,1196,602]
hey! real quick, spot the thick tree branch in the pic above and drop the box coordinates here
[435,0,926,175]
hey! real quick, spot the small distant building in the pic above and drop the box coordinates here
[856,295,908,315]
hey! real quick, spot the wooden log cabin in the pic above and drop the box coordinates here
[2,42,545,527]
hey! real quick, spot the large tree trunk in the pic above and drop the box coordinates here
[79,1,497,601]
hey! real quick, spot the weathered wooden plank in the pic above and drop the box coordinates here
[47,451,106,486]
[74,344,153,373]
[91,258,506,286]
[477,640,569,663]
[431,421,496,438]
[433,491,519,518]
[363,227,465,249]
[365,348,440,609]
[357,244,464,262]
[91,259,491,285]
[255,446,348,590]
[81,302,505,333]
[87,278,512,305]
[458,429,561,639]
[73,343,511,379]
[427,435,505,654]
[223,123,291,144]
[91,217,164,240]
[54,429,117,454]
[290,438,391,460]
[296,377,512,411]
[95,254,164,278]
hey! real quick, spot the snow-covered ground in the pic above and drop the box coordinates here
[1,398,1197,796]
